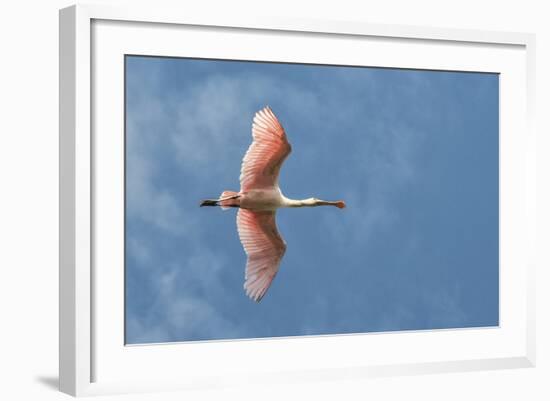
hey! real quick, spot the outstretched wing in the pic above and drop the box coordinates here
[240,106,292,192]
[237,209,287,302]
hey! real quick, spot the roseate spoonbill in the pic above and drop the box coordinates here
[200,106,346,302]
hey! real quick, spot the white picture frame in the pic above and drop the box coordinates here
[59,3,536,397]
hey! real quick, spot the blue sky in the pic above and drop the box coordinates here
[125,56,499,344]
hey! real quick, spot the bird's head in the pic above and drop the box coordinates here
[334,200,346,209]
[308,198,346,208]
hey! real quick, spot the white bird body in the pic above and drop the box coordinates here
[239,188,286,211]
[201,106,345,302]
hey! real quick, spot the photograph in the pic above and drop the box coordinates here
[124,55,499,344]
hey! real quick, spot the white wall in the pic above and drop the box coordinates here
[0,1,547,399]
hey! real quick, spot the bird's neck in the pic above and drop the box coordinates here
[283,196,346,209]
[284,197,317,208]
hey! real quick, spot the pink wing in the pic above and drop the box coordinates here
[237,209,287,302]
[240,106,292,191]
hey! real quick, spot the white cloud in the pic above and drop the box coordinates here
[125,79,189,233]
[127,246,242,343]
[422,284,467,328]
[168,73,321,180]
[318,118,425,250]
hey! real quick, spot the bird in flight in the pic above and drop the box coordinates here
[200,106,346,302]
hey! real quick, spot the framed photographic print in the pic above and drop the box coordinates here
[59,4,536,396]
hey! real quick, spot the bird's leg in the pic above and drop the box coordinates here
[220,194,241,201]
[200,194,240,207]
[200,199,220,207]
